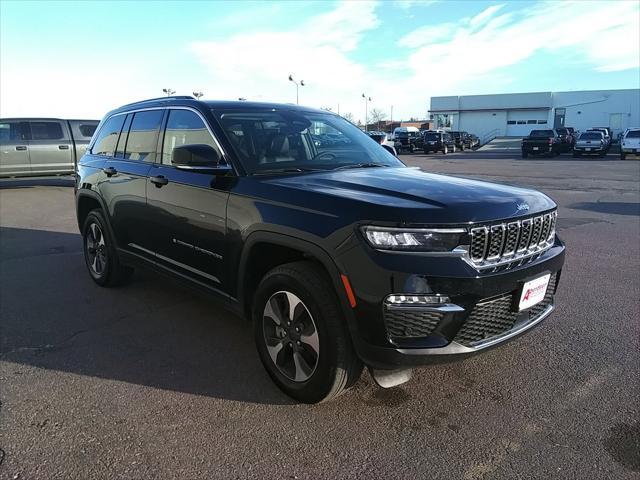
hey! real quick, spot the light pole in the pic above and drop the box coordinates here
[288,74,305,104]
[362,94,372,131]
[390,105,393,133]
[193,91,203,99]
[162,88,175,97]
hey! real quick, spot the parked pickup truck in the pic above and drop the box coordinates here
[573,131,606,157]
[620,128,640,160]
[521,130,561,158]
[0,118,98,177]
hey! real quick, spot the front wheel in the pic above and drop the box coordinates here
[620,152,626,160]
[442,145,448,154]
[522,151,528,158]
[82,210,133,287]
[253,261,363,403]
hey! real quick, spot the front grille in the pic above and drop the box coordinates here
[384,309,443,338]
[454,273,557,347]
[469,211,557,269]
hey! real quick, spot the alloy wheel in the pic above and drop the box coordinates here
[262,291,319,382]
[85,222,107,276]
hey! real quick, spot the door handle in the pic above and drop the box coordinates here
[102,166,117,177]
[58,145,70,150]
[15,146,27,151]
[150,175,169,187]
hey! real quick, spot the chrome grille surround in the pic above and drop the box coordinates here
[467,211,557,271]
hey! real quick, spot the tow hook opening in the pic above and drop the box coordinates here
[369,367,413,389]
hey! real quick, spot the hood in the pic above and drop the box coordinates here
[263,167,555,224]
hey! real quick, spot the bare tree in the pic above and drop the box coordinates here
[342,112,355,123]
[369,108,386,130]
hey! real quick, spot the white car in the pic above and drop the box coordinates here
[620,127,640,160]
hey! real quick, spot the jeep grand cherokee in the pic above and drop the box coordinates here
[75,96,565,403]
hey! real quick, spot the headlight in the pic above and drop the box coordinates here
[362,226,466,251]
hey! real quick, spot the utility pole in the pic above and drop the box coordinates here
[162,88,175,97]
[288,75,305,105]
[362,93,372,131]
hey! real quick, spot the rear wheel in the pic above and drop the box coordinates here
[82,210,133,287]
[409,144,415,153]
[522,151,528,158]
[253,261,363,403]
[620,152,626,160]
[442,145,448,154]
[573,151,580,158]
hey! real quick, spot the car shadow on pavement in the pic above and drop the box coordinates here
[0,226,294,405]
[0,176,75,189]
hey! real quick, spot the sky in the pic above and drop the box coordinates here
[1,0,639,123]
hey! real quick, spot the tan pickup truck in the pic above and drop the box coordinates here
[0,118,98,177]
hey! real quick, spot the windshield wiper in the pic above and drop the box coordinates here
[332,163,389,171]
[252,167,321,176]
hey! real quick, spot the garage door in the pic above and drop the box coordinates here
[506,110,549,136]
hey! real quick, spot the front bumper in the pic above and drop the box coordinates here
[574,145,605,153]
[621,147,640,155]
[338,237,565,369]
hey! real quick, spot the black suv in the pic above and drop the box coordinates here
[451,131,472,151]
[76,97,565,403]
[394,130,423,153]
[422,130,456,154]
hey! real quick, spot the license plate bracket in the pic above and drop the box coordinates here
[516,273,551,311]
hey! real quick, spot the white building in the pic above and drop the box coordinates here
[429,89,640,140]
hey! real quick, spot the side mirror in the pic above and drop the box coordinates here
[173,144,220,167]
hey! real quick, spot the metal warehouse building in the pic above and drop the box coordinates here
[429,89,639,140]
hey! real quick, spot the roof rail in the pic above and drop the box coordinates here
[119,95,196,108]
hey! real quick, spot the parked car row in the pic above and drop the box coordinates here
[382,128,482,155]
[521,126,622,159]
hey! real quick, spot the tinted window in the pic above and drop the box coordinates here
[92,115,125,156]
[29,121,64,140]
[530,130,554,138]
[580,133,603,140]
[79,124,97,137]
[162,110,220,165]
[625,130,640,138]
[0,121,27,141]
[124,110,164,162]
[424,132,440,140]
[115,114,133,158]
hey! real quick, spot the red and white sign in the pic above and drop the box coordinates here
[518,274,551,311]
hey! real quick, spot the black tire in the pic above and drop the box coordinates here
[620,152,626,160]
[82,209,133,287]
[409,144,415,153]
[599,151,606,158]
[460,144,465,151]
[522,152,528,158]
[442,145,448,154]
[572,152,580,158]
[253,261,363,403]
[423,149,429,154]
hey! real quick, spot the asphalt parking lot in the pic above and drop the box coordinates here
[1,151,638,479]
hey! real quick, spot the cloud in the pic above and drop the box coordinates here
[190,1,382,121]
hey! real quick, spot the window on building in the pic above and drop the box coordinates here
[527,120,537,124]
[507,120,516,125]
[91,115,126,157]
[29,121,64,140]
[124,110,164,162]
[516,120,526,125]
[537,120,548,124]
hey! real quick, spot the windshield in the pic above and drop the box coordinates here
[580,133,602,140]
[214,109,404,174]
[625,130,640,138]
[424,132,440,140]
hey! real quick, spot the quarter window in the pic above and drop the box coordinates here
[92,115,126,157]
[79,124,97,137]
[124,110,164,162]
[162,110,220,165]
[29,121,64,140]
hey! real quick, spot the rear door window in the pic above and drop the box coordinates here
[124,110,164,162]
[92,115,126,157]
[29,121,65,140]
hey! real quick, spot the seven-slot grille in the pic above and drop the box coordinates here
[469,211,557,267]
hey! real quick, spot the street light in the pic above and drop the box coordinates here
[362,94,372,131]
[162,88,175,97]
[193,91,203,99]
[288,74,305,105]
